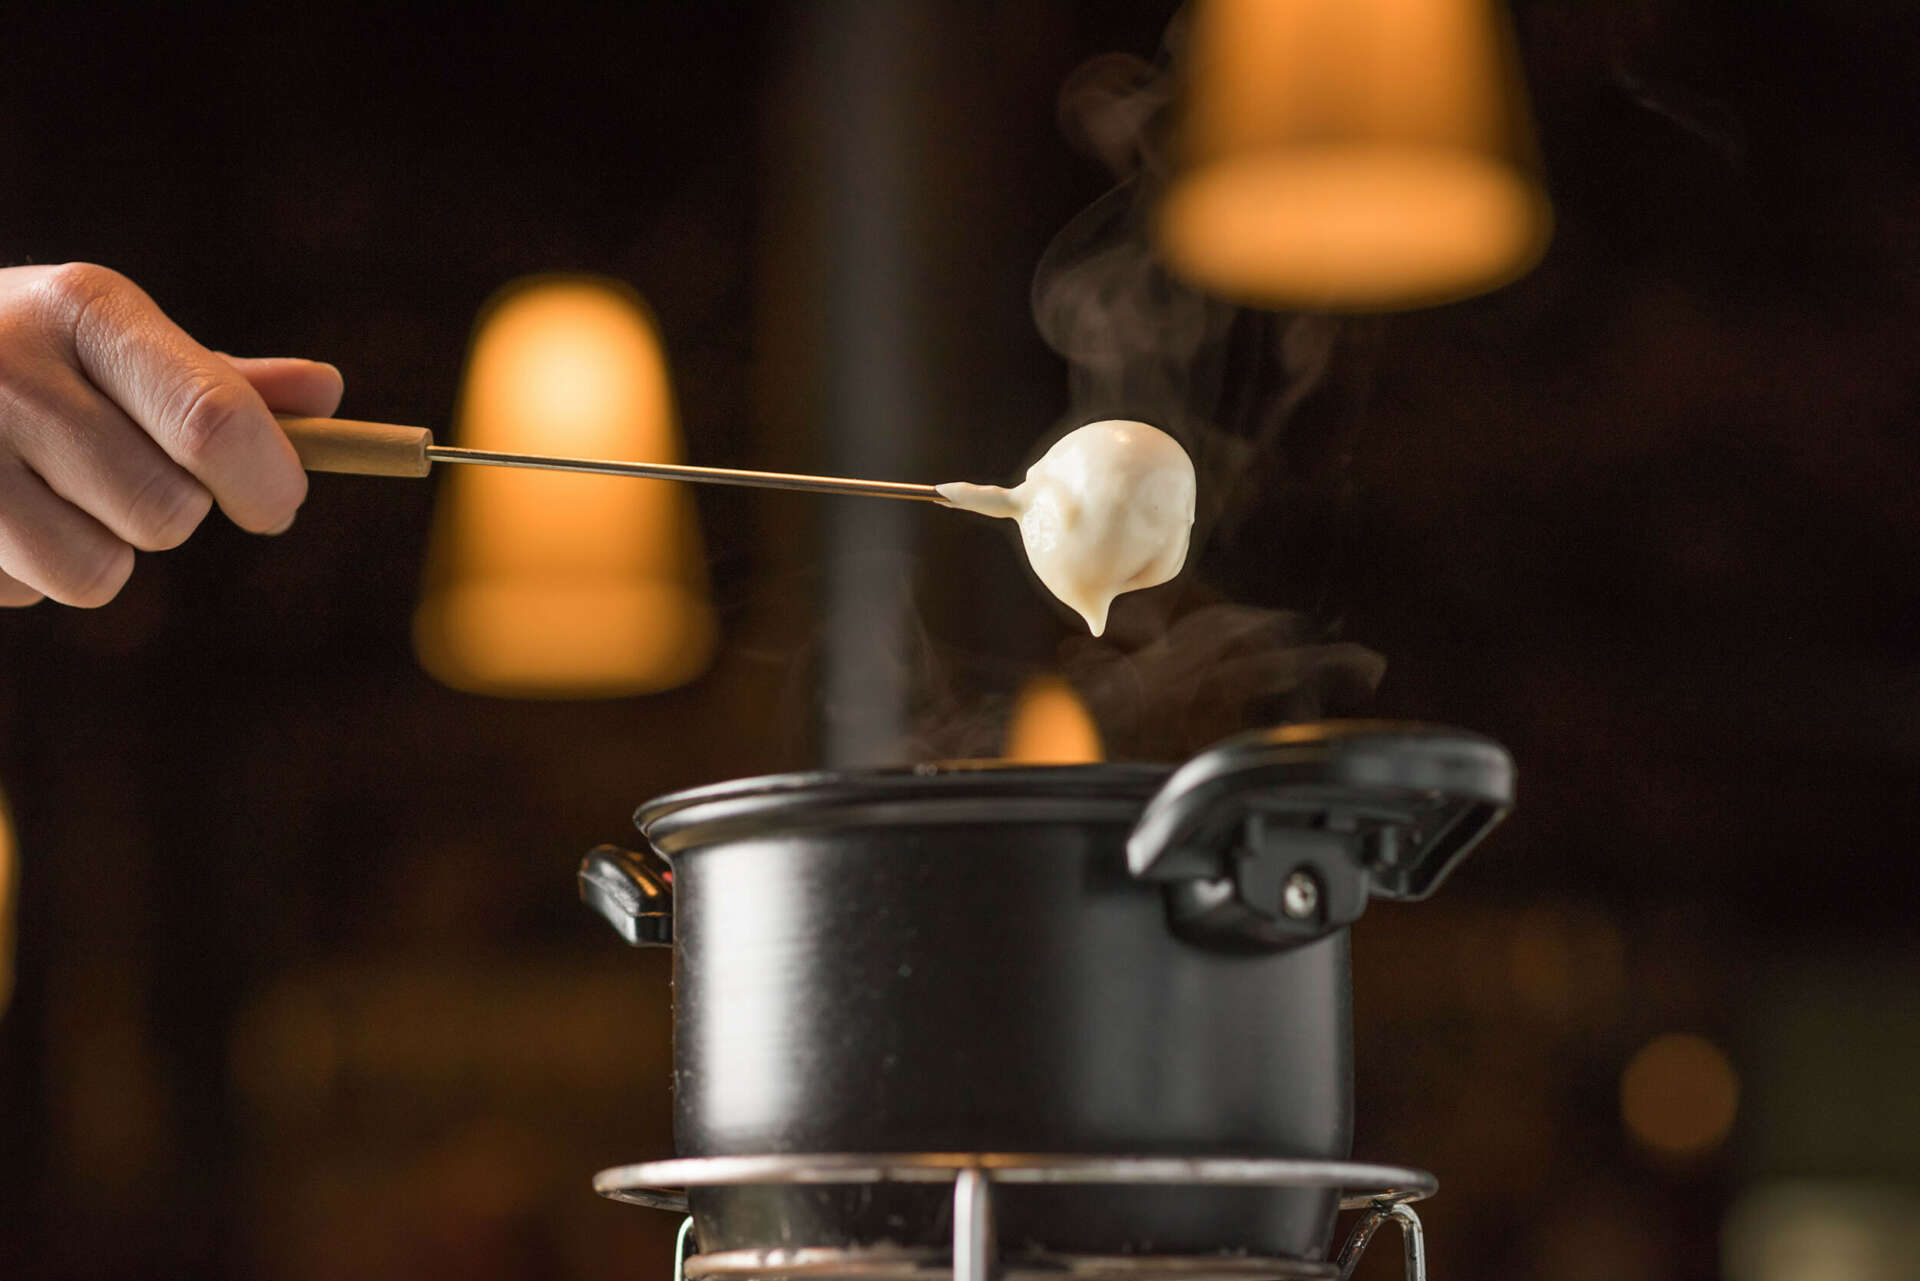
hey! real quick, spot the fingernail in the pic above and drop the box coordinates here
[267,512,297,536]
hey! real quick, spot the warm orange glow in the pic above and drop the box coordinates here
[1621,1032,1740,1158]
[0,788,15,1019]
[1156,0,1553,311]
[415,276,718,697]
[1003,675,1104,764]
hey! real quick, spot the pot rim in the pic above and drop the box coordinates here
[636,761,1173,854]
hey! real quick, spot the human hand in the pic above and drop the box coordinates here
[0,263,340,607]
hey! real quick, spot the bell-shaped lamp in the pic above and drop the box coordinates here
[1155,0,1553,312]
[1002,675,1104,764]
[414,276,718,697]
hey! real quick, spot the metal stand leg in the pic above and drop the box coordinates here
[674,1214,696,1281]
[1387,1204,1426,1281]
[953,1166,998,1281]
[1335,1201,1426,1281]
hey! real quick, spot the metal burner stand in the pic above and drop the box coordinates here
[594,1154,1434,1281]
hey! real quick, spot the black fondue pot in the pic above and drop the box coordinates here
[580,720,1513,1263]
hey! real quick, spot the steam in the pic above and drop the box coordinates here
[962,14,1382,762]
[1610,61,1747,166]
[1033,42,1222,441]
[1032,17,1360,557]
[1062,602,1385,762]
[897,599,1384,765]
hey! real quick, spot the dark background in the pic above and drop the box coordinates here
[3,3,1918,1279]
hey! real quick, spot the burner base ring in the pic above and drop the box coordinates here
[594,1154,1431,1281]
[683,1244,1338,1281]
[592,1153,1436,1214]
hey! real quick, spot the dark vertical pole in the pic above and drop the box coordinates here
[803,0,927,765]
[761,2,1079,764]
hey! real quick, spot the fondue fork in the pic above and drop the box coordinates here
[275,415,951,504]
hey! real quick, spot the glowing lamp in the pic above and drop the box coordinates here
[1156,0,1553,311]
[415,276,718,697]
[1,788,15,1018]
[1003,675,1104,764]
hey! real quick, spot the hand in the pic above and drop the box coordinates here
[0,263,340,607]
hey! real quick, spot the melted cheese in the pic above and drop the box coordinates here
[938,420,1196,635]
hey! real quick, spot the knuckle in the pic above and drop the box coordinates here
[22,263,136,360]
[122,468,211,551]
[35,262,126,324]
[167,377,257,465]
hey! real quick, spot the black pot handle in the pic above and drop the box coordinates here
[578,845,675,947]
[1126,721,1515,951]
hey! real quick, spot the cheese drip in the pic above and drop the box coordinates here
[939,420,1196,636]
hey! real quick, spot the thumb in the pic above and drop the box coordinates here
[219,355,346,418]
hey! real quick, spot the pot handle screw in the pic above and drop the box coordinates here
[1281,869,1322,921]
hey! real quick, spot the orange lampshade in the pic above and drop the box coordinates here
[0,788,16,1019]
[414,276,718,697]
[1156,0,1552,312]
[1003,675,1104,764]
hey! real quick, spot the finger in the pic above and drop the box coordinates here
[0,565,46,608]
[0,458,135,607]
[220,355,345,418]
[7,369,213,552]
[30,264,307,534]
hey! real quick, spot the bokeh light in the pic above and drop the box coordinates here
[1724,1180,1920,1281]
[1621,1032,1741,1158]
[1003,675,1104,764]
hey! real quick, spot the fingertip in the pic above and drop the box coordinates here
[263,484,306,537]
[0,575,47,608]
[255,379,313,536]
[212,448,308,538]
[141,483,215,552]
[69,543,136,610]
[255,478,308,538]
[266,462,309,538]
[311,360,345,416]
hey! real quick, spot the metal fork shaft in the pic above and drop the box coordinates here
[427,445,949,503]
